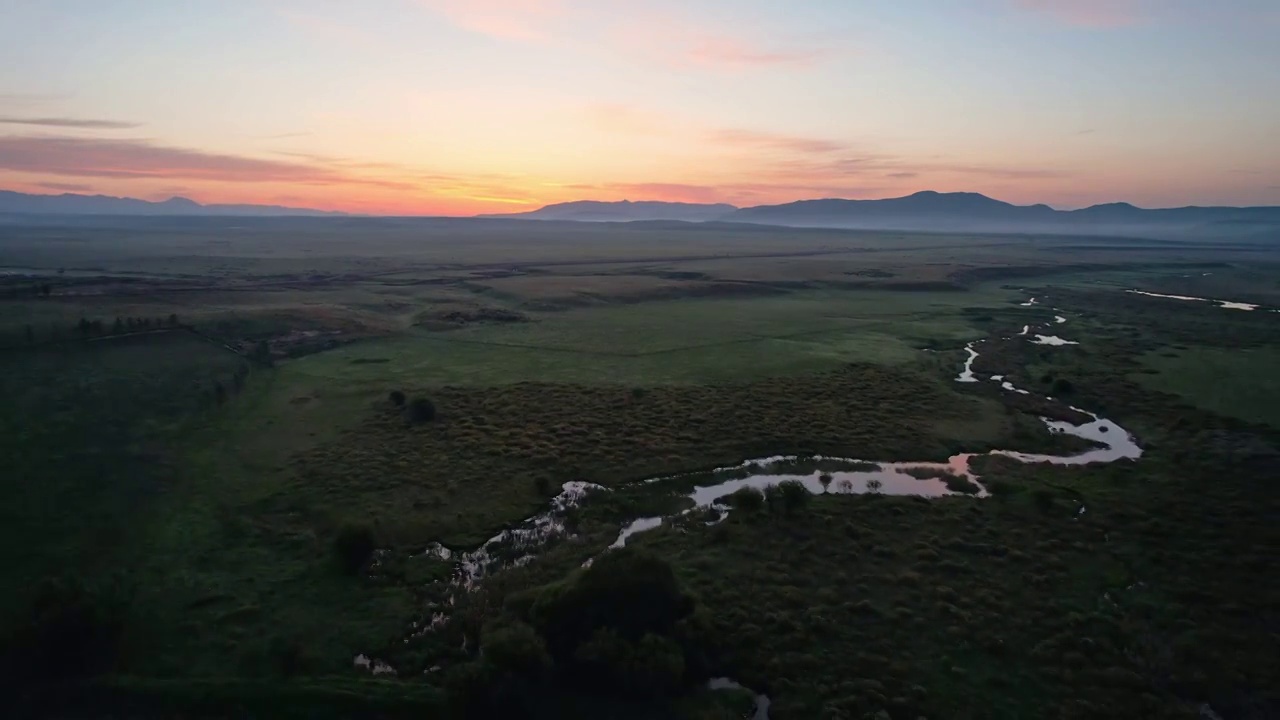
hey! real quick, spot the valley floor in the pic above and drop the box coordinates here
[0,220,1276,718]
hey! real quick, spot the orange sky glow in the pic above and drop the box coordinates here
[1,0,1277,214]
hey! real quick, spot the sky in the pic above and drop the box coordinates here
[0,0,1278,215]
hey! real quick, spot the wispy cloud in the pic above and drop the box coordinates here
[1013,0,1146,28]
[681,34,828,69]
[415,1,833,71]
[415,0,566,42]
[34,181,94,192]
[0,135,414,189]
[614,18,835,72]
[0,116,140,129]
[586,102,1065,195]
[588,103,848,154]
[706,128,846,154]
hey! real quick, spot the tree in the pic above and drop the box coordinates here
[1052,378,1074,396]
[168,313,179,326]
[408,397,436,423]
[728,486,765,512]
[77,317,91,337]
[483,621,551,678]
[40,283,51,297]
[866,478,883,493]
[530,549,695,663]
[214,381,227,406]
[24,324,34,344]
[112,317,124,334]
[332,522,376,575]
[388,390,406,407]
[770,479,810,515]
[819,472,833,493]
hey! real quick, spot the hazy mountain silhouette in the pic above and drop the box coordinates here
[0,190,345,216]
[4,188,1276,239]
[480,199,737,222]
[728,191,1280,238]
[480,191,1280,238]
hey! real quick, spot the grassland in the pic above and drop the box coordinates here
[1,217,1278,718]
[1133,346,1280,429]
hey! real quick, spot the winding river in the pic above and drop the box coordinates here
[1126,289,1263,311]
[358,290,1258,716]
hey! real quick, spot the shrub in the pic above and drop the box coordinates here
[408,397,437,423]
[529,549,695,664]
[389,390,406,407]
[1052,378,1074,395]
[630,632,687,694]
[483,621,551,677]
[944,475,982,495]
[333,522,376,575]
[728,486,766,512]
[774,480,810,514]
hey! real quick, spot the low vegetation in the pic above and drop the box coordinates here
[0,220,1276,717]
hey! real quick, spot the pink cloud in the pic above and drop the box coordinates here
[35,181,95,192]
[0,135,415,189]
[416,0,566,42]
[682,34,828,69]
[1013,0,1145,28]
[613,18,833,72]
[586,103,848,155]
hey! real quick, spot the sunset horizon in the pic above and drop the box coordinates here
[3,0,1278,215]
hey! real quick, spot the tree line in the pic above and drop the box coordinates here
[13,314,183,346]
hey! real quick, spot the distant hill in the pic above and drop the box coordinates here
[725,191,1280,239]
[475,191,1280,239]
[0,190,345,217]
[480,199,738,223]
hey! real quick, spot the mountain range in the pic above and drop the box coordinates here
[487,191,1280,238]
[2,189,1278,239]
[480,199,737,223]
[0,190,344,217]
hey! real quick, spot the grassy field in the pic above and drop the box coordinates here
[1133,345,1280,429]
[0,332,250,620]
[1,218,1278,718]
